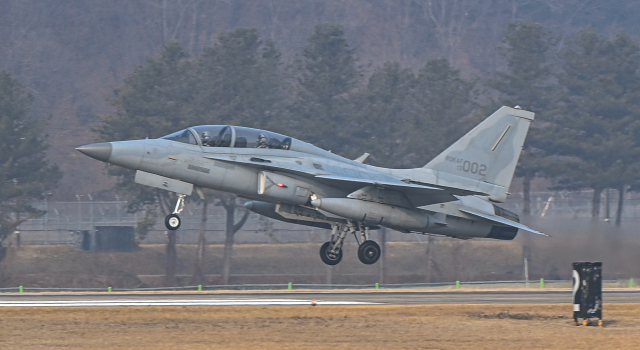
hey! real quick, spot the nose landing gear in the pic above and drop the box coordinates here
[164,194,186,230]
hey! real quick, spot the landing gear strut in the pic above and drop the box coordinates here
[164,194,186,230]
[319,222,381,265]
[319,224,348,265]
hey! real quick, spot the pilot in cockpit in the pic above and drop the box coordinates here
[281,138,291,150]
[201,131,212,146]
[257,134,269,148]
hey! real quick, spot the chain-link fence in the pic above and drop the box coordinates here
[13,189,640,245]
[507,189,640,220]
[15,200,334,245]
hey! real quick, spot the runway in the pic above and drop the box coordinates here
[0,298,378,307]
[1,289,639,307]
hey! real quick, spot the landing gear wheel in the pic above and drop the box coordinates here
[165,214,181,230]
[320,242,343,265]
[358,240,381,265]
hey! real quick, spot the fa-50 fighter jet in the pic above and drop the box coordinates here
[77,106,545,265]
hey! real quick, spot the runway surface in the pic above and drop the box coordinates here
[1,289,639,307]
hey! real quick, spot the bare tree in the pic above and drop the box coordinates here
[425,235,435,283]
[155,189,179,286]
[217,194,250,285]
[378,227,387,284]
[191,199,208,285]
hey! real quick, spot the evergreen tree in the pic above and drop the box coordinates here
[555,29,640,223]
[191,28,281,283]
[101,41,194,142]
[98,32,277,285]
[351,62,416,167]
[97,41,194,284]
[409,58,476,166]
[488,20,558,215]
[0,71,61,257]
[192,28,284,128]
[290,23,361,152]
[99,41,194,216]
[351,59,473,281]
[351,59,474,168]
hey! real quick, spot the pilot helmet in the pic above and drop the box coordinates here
[258,133,268,143]
[202,131,211,141]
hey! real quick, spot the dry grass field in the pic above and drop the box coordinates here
[1,304,639,349]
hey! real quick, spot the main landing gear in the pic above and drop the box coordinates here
[164,194,186,230]
[319,222,381,265]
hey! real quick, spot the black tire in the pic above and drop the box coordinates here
[358,240,381,264]
[319,241,342,265]
[165,214,181,230]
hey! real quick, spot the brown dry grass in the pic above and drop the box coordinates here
[1,304,639,349]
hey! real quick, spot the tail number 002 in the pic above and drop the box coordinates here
[457,161,487,176]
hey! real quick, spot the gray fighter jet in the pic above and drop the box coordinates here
[77,106,546,265]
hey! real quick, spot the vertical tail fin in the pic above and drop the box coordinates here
[424,106,534,192]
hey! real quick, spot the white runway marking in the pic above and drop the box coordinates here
[0,299,379,307]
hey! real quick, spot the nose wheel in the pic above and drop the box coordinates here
[164,194,186,231]
[165,214,181,230]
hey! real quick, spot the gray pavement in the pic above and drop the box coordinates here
[1,290,639,307]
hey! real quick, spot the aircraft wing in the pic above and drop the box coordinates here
[459,209,549,236]
[314,174,458,206]
[406,180,489,197]
[204,155,471,206]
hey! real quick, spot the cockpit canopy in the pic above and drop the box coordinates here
[161,125,292,150]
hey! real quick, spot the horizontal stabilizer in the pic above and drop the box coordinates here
[459,209,549,236]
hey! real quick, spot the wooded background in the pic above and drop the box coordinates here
[3,1,640,286]
[0,1,638,197]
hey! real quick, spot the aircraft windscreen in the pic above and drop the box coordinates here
[160,129,197,145]
[234,126,291,150]
[192,126,232,147]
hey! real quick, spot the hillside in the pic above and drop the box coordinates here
[2,0,640,199]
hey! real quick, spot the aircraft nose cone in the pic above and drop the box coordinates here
[76,142,112,162]
[244,201,254,211]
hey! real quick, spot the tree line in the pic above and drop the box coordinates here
[94,21,640,283]
[103,21,640,221]
[491,22,640,225]
[5,0,640,198]
[3,20,640,281]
